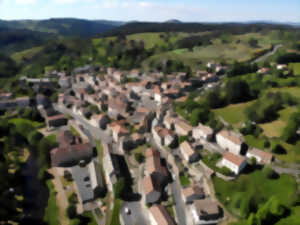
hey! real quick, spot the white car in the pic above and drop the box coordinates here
[125,207,131,215]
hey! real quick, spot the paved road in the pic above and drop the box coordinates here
[271,165,300,176]
[170,178,188,225]
[54,104,113,144]
[149,137,188,225]
[251,44,282,64]
[121,201,150,225]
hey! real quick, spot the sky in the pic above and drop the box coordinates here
[0,0,299,22]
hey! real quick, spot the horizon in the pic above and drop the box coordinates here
[0,0,299,23]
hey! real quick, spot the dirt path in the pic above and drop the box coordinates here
[48,168,70,225]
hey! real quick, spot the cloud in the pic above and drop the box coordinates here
[15,0,37,4]
[53,0,95,4]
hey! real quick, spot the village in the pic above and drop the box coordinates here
[0,61,295,225]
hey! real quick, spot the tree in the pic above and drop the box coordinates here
[27,131,44,146]
[271,143,286,154]
[66,204,77,219]
[248,38,258,48]
[225,79,251,104]
[134,153,145,163]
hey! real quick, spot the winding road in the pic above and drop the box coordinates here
[251,44,282,64]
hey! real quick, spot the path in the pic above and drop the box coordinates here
[251,44,282,64]
[49,168,69,225]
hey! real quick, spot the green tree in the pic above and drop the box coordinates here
[27,130,44,146]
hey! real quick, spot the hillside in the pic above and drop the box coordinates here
[0,18,118,37]
[102,21,296,37]
[0,27,53,55]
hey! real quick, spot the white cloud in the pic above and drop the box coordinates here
[15,0,37,4]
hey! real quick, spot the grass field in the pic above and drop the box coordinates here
[143,32,278,70]
[110,198,123,225]
[44,180,60,225]
[12,46,43,63]
[213,170,297,218]
[269,87,300,99]
[260,107,297,138]
[289,63,300,76]
[212,101,256,128]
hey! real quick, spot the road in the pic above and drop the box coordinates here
[54,104,112,144]
[271,165,300,176]
[121,201,150,225]
[251,44,282,64]
[55,104,150,225]
[149,137,188,225]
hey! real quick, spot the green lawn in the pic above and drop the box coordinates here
[269,87,300,99]
[110,198,123,225]
[289,63,300,76]
[12,46,43,63]
[260,107,297,138]
[213,170,297,218]
[212,101,255,127]
[44,180,60,225]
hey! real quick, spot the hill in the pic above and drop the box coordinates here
[0,27,53,55]
[0,18,118,37]
[102,21,296,37]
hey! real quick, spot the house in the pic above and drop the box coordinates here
[149,205,175,225]
[180,141,200,163]
[191,199,221,223]
[0,92,13,100]
[221,152,247,175]
[0,97,30,109]
[143,176,162,204]
[182,185,205,204]
[152,126,176,147]
[90,114,110,130]
[71,160,106,205]
[145,148,168,184]
[193,123,213,141]
[246,148,273,164]
[102,143,133,192]
[113,71,124,83]
[216,130,244,155]
[46,114,68,128]
[153,85,163,103]
[257,67,270,75]
[206,62,217,70]
[276,64,288,70]
[174,118,192,136]
[163,114,176,130]
[51,142,93,167]
[111,124,130,143]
